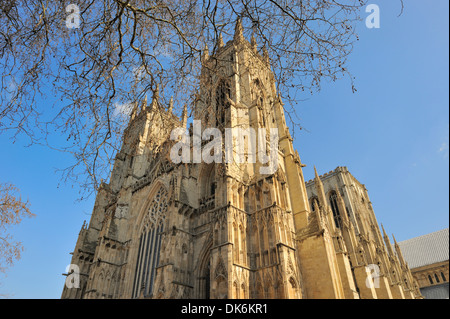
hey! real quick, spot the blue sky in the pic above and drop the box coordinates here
[0,1,448,298]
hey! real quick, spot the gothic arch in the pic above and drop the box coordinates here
[252,79,266,103]
[131,183,169,298]
[255,274,264,298]
[214,78,231,126]
[199,163,216,198]
[310,196,319,212]
[196,236,213,299]
[133,180,169,234]
[233,281,239,299]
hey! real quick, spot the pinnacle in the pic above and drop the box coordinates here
[251,34,257,51]
[218,33,224,48]
[314,165,320,180]
[142,95,148,110]
[262,46,270,63]
[168,96,174,113]
[202,43,210,61]
[181,104,188,126]
[234,17,244,41]
[392,233,398,245]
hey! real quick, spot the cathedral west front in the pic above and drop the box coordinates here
[61,20,422,299]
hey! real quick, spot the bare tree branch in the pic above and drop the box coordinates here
[0,0,372,198]
[0,182,34,273]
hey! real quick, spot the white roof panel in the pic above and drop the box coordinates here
[398,228,449,269]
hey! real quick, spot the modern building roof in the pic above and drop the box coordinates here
[397,228,449,269]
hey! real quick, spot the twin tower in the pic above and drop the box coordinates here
[62,20,422,299]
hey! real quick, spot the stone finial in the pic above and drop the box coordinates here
[181,104,188,126]
[277,93,284,106]
[381,224,395,256]
[130,101,139,120]
[392,234,406,266]
[234,17,244,42]
[218,33,224,48]
[202,43,210,62]
[314,166,328,208]
[251,34,257,52]
[141,94,148,110]
[168,96,174,113]
[381,223,387,238]
[314,165,319,179]
[262,46,270,64]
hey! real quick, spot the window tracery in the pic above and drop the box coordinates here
[132,187,168,298]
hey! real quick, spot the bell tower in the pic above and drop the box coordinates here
[190,18,304,299]
[62,15,421,300]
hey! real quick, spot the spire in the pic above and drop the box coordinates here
[234,17,244,42]
[202,43,210,62]
[314,165,320,180]
[168,96,174,113]
[314,201,321,218]
[393,234,407,267]
[381,224,395,256]
[181,104,188,126]
[217,33,224,48]
[262,46,270,64]
[130,101,139,120]
[277,93,284,106]
[313,198,324,230]
[314,166,327,208]
[334,183,349,224]
[250,34,257,52]
[141,94,148,110]
[381,223,388,238]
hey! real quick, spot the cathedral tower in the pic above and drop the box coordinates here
[61,21,421,299]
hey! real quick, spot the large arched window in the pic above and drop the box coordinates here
[329,191,341,228]
[132,187,168,298]
[215,80,231,126]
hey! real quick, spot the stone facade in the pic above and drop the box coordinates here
[412,261,449,295]
[304,166,422,299]
[61,20,422,299]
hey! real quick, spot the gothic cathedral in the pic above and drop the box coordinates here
[61,20,422,299]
